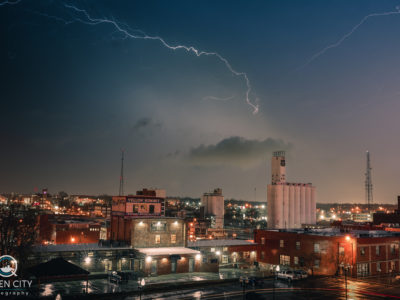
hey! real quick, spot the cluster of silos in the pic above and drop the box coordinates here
[267,151,316,229]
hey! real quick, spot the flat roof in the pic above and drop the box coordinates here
[269,228,400,238]
[33,243,134,252]
[136,247,200,256]
[188,239,256,248]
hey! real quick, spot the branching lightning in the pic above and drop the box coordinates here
[300,6,400,69]
[61,3,259,114]
[0,0,21,6]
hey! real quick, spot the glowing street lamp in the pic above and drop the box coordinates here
[138,278,146,300]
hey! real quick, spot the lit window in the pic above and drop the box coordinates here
[211,248,215,252]
[280,240,284,248]
[222,255,228,264]
[261,237,265,245]
[296,241,300,250]
[314,259,320,268]
[171,234,176,244]
[223,247,228,252]
[376,246,380,256]
[314,243,320,253]
[294,256,299,265]
[360,247,365,256]
[155,235,161,244]
[339,246,345,255]
[261,251,265,260]
[279,254,290,266]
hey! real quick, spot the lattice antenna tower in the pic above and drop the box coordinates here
[365,151,373,212]
[119,149,125,196]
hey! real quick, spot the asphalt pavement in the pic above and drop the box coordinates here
[123,276,400,300]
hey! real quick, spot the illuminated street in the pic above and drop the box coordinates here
[124,277,400,300]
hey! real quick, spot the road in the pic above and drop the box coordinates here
[125,276,400,300]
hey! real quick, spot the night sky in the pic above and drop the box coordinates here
[1,0,400,203]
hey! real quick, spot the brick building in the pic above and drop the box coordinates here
[110,189,165,242]
[255,228,400,277]
[188,239,258,268]
[373,196,400,226]
[39,214,101,245]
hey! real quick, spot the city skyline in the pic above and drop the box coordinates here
[2,0,400,204]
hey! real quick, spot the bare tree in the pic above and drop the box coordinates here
[0,204,38,271]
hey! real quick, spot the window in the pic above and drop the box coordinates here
[296,241,300,250]
[261,251,265,260]
[222,255,228,264]
[155,235,160,244]
[360,247,365,256]
[390,261,395,271]
[357,263,370,277]
[339,246,345,255]
[223,247,228,252]
[211,248,215,252]
[280,240,284,248]
[279,255,290,266]
[314,243,320,253]
[243,251,250,259]
[390,244,397,255]
[261,237,265,245]
[377,263,381,272]
[171,234,176,244]
[314,259,320,269]
[151,221,167,232]
[294,256,299,265]
[149,205,155,213]
[376,246,380,256]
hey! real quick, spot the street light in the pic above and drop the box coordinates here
[138,278,145,300]
[273,265,280,300]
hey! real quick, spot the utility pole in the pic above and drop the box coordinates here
[365,151,373,213]
[119,149,124,196]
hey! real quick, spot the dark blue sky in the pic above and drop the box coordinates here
[1,0,400,203]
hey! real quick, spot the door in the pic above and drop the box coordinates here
[189,258,195,272]
[151,260,157,275]
[171,260,177,273]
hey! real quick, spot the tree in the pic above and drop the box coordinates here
[0,204,38,272]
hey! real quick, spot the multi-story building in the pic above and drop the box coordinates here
[373,196,400,226]
[110,189,166,242]
[201,188,224,229]
[39,214,101,244]
[267,151,316,229]
[255,228,400,277]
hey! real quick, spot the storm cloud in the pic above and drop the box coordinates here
[187,136,292,167]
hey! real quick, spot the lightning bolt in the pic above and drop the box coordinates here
[0,0,21,6]
[61,3,259,114]
[300,6,400,69]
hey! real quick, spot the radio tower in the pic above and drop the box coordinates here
[119,149,124,196]
[365,151,373,212]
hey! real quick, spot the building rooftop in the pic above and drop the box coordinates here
[136,247,200,256]
[188,239,256,248]
[272,228,400,238]
[33,243,134,252]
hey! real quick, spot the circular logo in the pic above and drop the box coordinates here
[0,255,18,277]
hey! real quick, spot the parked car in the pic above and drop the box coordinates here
[277,270,298,282]
[248,277,264,287]
[294,270,308,279]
